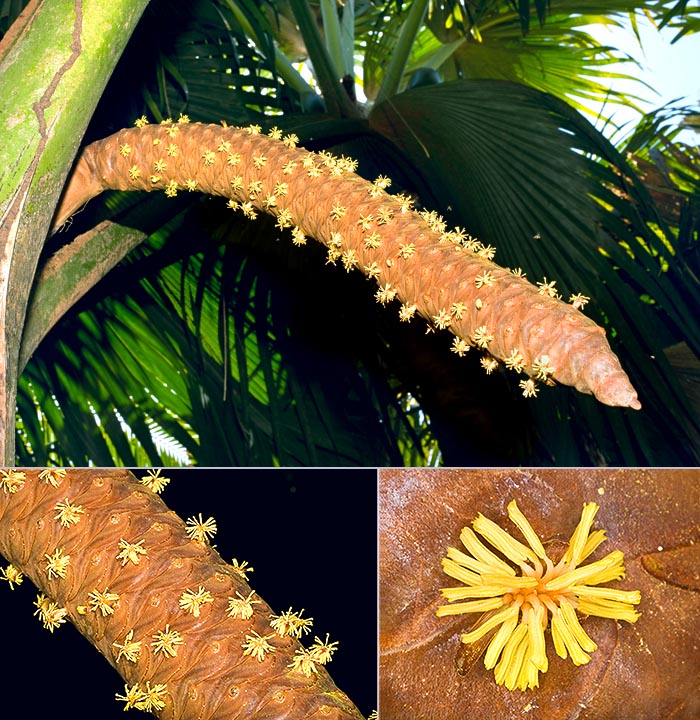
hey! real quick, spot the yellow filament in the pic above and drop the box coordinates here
[445,547,514,579]
[460,526,517,576]
[570,585,641,605]
[484,612,520,669]
[435,597,504,617]
[579,529,607,562]
[526,604,548,671]
[461,604,520,644]
[563,502,599,566]
[441,556,482,586]
[551,609,591,665]
[558,600,598,653]
[473,514,539,566]
[546,550,624,591]
[507,500,547,559]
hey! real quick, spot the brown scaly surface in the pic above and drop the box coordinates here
[0,469,365,720]
[53,119,640,409]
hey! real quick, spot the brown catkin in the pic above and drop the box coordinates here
[53,120,640,409]
[0,470,364,720]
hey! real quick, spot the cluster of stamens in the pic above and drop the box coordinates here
[0,469,341,715]
[111,114,600,400]
[436,500,641,690]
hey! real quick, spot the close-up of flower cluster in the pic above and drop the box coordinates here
[52,115,639,410]
[436,500,641,691]
[0,469,371,719]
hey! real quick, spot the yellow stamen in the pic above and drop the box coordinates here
[494,623,528,690]
[507,500,547,559]
[550,609,591,665]
[562,502,599,566]
[558,600,598,652]
[579,528,607,562]
[445,548,512,581]
[441,556,482,586]
[576,598,641,622]
[484,610,520,669]
[460,527,517,576]
[473,513,539,566]
[525,604,548,671]
[441,584,524,601]
[545,550,624,591]
[461,604,519,644]
[435,597,504,617]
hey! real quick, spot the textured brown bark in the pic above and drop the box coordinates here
[0,469,365,720]
[52,121,640,410]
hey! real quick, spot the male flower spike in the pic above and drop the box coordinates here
[436,501,641,691]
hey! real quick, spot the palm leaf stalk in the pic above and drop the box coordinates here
[53,119,640,410]
[0,469,364,719]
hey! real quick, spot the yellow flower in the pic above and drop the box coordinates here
[34,593,68,632]
[532,355,555,383]
[44,547,70,579]
[480,357,498,374]
[397,243,415,259]
[54,498,84,527]
[433,309,452,330]
[291,226,307,246]
[185,513,217,543]
[179,586,214,617]
[519,378,539,398]
[472,326,493,349]
[270,607,313,638]
[537,277,559,297]
[377,208,394,225]
[375,283,397,304]
[38,468,66,486]
[308,633,338,664]
[398,304,417,322]
[0,469,25,493]
[475,271,494,288]
[140,468,170,493]
[151,624,184,657]
[87,588,120,616]
[226,590,260,620]
[230,558,254,579]
[0,563,23,589]
[113,630,143,663]
[436,501,641,691]
[451,337,470,357]
[242,631,276,661]
[116,538,147,566]
[504,349,525,374]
